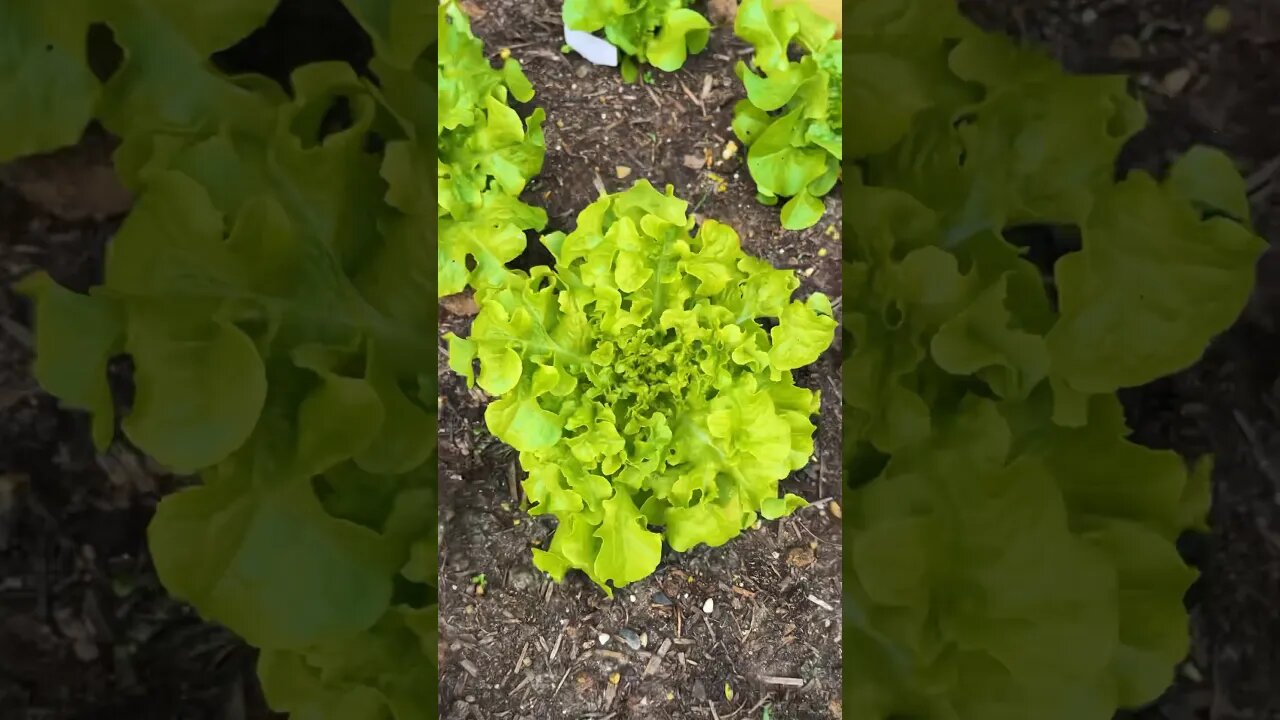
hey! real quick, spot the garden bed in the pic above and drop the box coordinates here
[437,1,844,718]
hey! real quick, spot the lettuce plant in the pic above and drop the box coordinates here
[446,180,836,594]
[6,2,439,717]
[438,0,547,296]
[842,2,1267,719]
[731,0,842,230]
[562,0,711,82]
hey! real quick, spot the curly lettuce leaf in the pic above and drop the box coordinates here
[339,0,434,70]
[19,56,439,719]
[1047,168,1267,412]
[563,0,710,74]
[437,0,546,296]
[0,0,278,163]
[0,0,99,159]
[842,5,1266,719]
[846,396,1204,720]
[448,180,834,594]
[732,0,841,229]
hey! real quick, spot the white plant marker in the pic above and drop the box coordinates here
[564,25,619,67]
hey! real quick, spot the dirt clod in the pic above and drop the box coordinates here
[786,546,816,568]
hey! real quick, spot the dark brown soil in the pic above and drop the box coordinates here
[958,1,1280,718]
[437,1,844,719]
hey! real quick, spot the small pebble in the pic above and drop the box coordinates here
[617,628,642,650]
[1108,34,1142,60]
[702,597,715,614]
[1162,67,1193,97]
[1081,8,1098,25]
[1205,5,1232,34]
[599,633,610,646]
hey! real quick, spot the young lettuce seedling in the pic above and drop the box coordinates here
[562,0,712,82]
[732,0,842,230]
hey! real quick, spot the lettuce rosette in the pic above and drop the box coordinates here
[447,180,836,594]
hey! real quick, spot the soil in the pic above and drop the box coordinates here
[437,1,844,719]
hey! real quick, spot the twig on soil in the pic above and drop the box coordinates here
[508,642,528,679]
[796,520,822,545]
[708,700,721,720]
[677,77,707,116]
[0,316,33,349]
[641,80,663,110]
[521,47,569,64]
[0,382,36,414]
[759,675,805,687]
[643,637,672,677]
[487,41,540,57]
[742,604,759,643]
[700,73,714,101]
[818,451,824,499]
[806,594,834,612]
[1232,409,1280,491]
[737,696,772,719]
[553,665,573,696]
[1246,152,1280,197]
[728,607,745,638]
[702,612,717,644]
[800,497,835,510]
[549,626,565,662]
[720,699,757,720]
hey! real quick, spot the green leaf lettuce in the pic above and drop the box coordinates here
[448,180,835,594]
